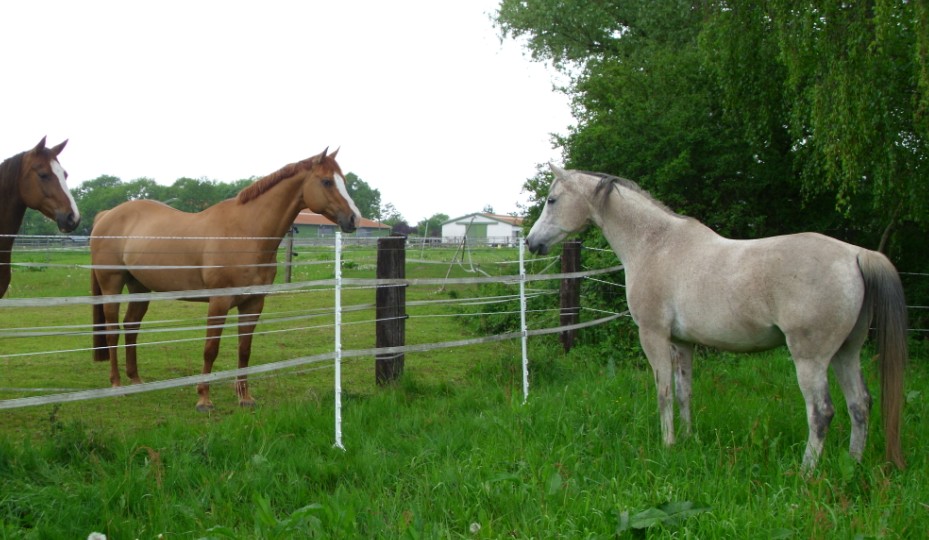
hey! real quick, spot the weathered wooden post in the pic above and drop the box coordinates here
[376,235,406,385]
[560,240,582,352]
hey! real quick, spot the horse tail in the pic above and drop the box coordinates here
[858,250,908,469]
[91,268,109,362]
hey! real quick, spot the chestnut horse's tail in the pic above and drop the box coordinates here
[91,268,108,362]
[859,250,908,469]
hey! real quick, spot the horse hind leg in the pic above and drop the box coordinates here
[101,301,123,387]
[792,357,835,473]
[831,312,872,463]
[122,298,150,384]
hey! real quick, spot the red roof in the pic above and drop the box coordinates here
[294,211,390,229]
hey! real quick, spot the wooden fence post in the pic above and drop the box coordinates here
[560,240,582,352]
[376,235,406,385]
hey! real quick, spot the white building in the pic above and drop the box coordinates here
[441,212,524,246]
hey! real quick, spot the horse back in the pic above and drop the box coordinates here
[631,230,868,353]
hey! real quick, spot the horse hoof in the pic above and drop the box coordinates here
[196,403,215,413]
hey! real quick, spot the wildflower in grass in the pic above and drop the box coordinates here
[470,522,481,534]
[87,533,106,540]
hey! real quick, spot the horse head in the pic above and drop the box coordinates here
[526,164,592,255]
[301,147,360,233]
[20,136,81,232]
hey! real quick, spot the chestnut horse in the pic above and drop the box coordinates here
[0,137,81,297]
[527,165,907,472]
[90,148,360,411]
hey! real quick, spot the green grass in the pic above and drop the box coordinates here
[1,245,927,538]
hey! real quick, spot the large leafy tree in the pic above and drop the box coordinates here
[497,0,829,239]
[497,0,929,330]
[702,0,929,246]
[344,173,381,221]
[416,213,449,237]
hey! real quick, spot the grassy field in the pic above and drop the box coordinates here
[0,242,927,538]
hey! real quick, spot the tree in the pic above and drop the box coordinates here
[701,0,929,235]
[498,0,929,330]
[344,173,381,220]
[170,177,225,213]
[497,0,827,239]
[416,213,449,237]
[70,175,133,235]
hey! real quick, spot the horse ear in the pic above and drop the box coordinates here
[50,139,68,156]
[34,136,48,151]
[549,163,568,179]
[329,147,339,160]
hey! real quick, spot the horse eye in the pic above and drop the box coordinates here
[38,172,51,181]
[547,197,556,205]
[323,179,334,187]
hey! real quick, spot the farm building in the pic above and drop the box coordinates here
[441,212,524,246]
[292,211,391,238]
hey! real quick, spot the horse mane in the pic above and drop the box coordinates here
[0,152,25,202]
[236,152,335,205]
[589,172,681,217]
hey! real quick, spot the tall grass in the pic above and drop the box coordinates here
[0,244,927,537]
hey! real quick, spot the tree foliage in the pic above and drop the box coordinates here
[702,0,929,227]
[416,213,449,238]
[344,173,381,221]
[497,0,929,330]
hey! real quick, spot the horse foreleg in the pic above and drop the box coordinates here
[793,358,835,473]
[639,328,676,446]
[196,300,229,412]
[122,300,150,384]
[102,302,123,387]
[234,296,265,408]
[672,342,694,438]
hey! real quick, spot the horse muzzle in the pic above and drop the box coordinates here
[526,236,550,255]
[338,213,357,234]
[56,211,80,233]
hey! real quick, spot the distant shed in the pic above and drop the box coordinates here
[441,212,524,246]
[292,211,391,238]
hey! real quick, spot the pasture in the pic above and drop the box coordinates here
[0,242,927,538]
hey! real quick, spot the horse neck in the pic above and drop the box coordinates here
[0,157,27,236]
[590,182,689,268]
[237,174,308,245]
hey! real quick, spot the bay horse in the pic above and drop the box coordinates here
[0,137,81,297]
[90,148,360,411]
[527,165,907,472]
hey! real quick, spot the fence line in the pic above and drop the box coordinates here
[0,312,624,411]
[0,234,630,455]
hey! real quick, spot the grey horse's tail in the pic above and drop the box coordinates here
[858,250,908,469]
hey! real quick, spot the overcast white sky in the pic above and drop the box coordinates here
[1,1,572,224]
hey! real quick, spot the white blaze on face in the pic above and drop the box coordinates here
[334,173,362,218]
[50,159,80,221]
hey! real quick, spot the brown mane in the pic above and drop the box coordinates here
[236,152,335,205]
[0,152,25,201]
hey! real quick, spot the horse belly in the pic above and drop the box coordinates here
[672,314,786,353]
